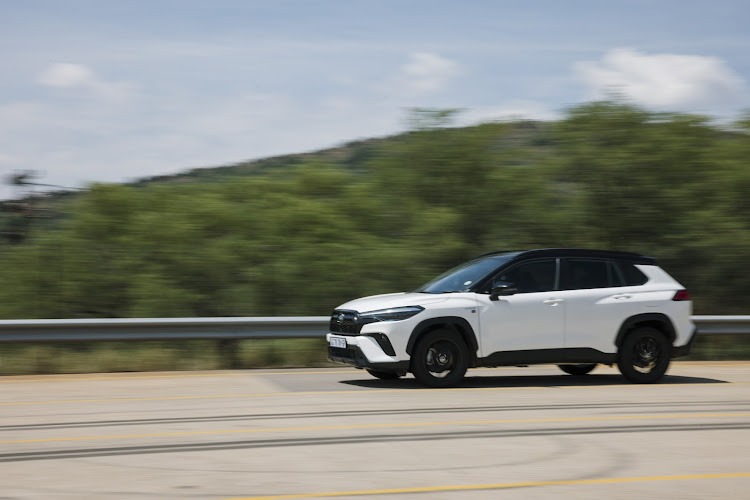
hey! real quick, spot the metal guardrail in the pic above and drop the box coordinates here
[691,316,750,335]
[0,315,747,343]
[0,317,330,343]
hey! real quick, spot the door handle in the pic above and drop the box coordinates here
[613,295,632,300]
[543,299,563,306]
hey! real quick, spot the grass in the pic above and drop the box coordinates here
[0,339,335,375]
[683,334,750,361]
[0,335,748,376]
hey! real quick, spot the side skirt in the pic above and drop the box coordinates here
[479,348,617,367]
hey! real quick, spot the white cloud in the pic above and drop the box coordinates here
[460,100,559,124]
[36,63,136,101]
[575,48,748,111]
[37,63,96,88]
[0,152,16,165]
[397,52,461,95]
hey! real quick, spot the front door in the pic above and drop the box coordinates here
[476,258,565,356]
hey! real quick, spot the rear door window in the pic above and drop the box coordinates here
[562,259,612,290]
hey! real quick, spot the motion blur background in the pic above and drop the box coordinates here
[0,1,748,373]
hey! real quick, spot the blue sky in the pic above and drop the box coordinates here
[1,0,748,198]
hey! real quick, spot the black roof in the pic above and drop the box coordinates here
[480,248,656,265]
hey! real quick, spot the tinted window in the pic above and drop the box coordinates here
[563,259,610,290]
[416,254,515,293]
[496,259,556,293]
[616,262,648,286]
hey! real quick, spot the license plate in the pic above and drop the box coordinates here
[329,336,347,348]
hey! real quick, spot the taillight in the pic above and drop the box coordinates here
[673,290,691,301]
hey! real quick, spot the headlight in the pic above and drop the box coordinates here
[359,306,424,322]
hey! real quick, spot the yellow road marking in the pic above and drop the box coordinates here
[671,363,750,368]
[0,370,360,383]
[2,412,749,445]
[0,366,552,384]
[1,361,747,384]
[0,386,547,406]
[1,382,748,406]
[217,472,750,499]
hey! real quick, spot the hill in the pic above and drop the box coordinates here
[0,102,748,320]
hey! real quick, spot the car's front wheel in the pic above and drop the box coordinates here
[411,329,469,387]
[617,327,671,383]
[558,363,597,376]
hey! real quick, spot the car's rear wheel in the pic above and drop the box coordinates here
[617,327,671,383]
[411,329,469,387]
[558,363,597,376]
[366,369,402,380]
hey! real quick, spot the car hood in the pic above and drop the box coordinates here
[336,292,450,313]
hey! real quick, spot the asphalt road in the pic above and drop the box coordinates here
[1,362,749,500]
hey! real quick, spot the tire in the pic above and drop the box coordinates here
[366,369,402,380]
[410,329,469,387]
[617,327,672,383]
[558,363,597,376]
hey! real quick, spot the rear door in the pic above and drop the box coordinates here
[558,258,642,352]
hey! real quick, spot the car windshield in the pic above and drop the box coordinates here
[415,254,516,294]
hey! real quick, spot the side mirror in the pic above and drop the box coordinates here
[490,282,518,301]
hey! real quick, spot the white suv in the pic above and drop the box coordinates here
[327,249,695,387]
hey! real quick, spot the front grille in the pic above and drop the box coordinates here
[328,346,360,360]
[329,310,361,335]
[330,322,358,334]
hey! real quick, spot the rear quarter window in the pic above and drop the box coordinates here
[616,262,649,286]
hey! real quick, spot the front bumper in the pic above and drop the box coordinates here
[326,333,409,372]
